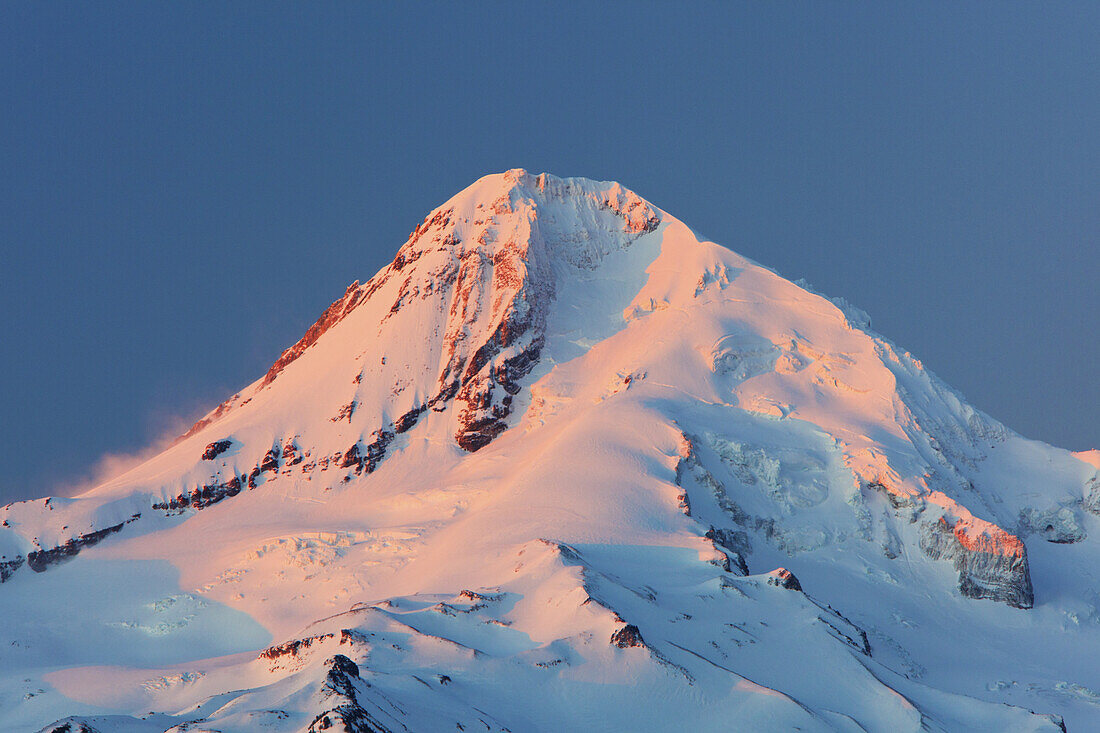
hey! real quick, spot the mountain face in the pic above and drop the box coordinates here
[2,170,1097,732]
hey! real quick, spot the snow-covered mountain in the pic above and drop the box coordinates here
[3,170,1098,732]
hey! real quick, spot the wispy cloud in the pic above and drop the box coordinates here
[24,396,223,502]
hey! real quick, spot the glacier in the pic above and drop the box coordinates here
[2,170,1097,732]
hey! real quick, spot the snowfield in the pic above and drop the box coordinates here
[2,170,1097,732]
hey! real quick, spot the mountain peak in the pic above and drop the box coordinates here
[2,172,1095,732]
[404,169,661,258]
[176,170,667,458]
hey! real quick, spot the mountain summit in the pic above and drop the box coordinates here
[3,171,1097,732]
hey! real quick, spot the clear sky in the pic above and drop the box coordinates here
[1,3,1097,504]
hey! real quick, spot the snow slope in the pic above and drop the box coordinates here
[2,170,1097,732]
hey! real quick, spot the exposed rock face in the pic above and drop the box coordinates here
[150,174,667,539]
[392,404,426,434]
[157,444,289,513]
[153,475,243,513]
[705,527,750,575]
[26,520,129,573]
[260,633,335,662]
[430,221,551,451]
[610,624,646,648]
[2,516,139,584]
[813,602,872,656]
[0,555,23,582]
[452,327,544,452]
[920,515,1034,609]
[283,439,304,466]
[332,401,357,423]
[340,430,395,476]
[765,567,802,591]
[150,172,667,531]
[421,172,659,452]
[201,439,233,460]
[260,446,281,473]
[307,655,394,733]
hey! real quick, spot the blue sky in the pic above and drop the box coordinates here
[1,3,1097,503]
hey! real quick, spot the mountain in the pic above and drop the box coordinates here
[2,170,1097,732]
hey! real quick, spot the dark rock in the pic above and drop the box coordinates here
[339,444,361,470]
[765,568,802,591]
[459,589,503,603]
[339,629,370,647]
[453,334,544,452]
[261,446,281,473]
[706,528,751,575]
[438,235,548,454]
[866,480,916,510]
[0,555,24,583]
[26,521,126,573]
[393,404,427,434]
[201,439,233,461]
[283,440,304,466]
[454,413,510,452]
[326,654,360,684]
[307,655,396,733]
[707,551,732,573]
[246,448,281,488]
[332,401,357,423]
[340,430,394,476]
[727,552,749,576]
[154,475,243,513]
[610,624,645,649]
[260,633,334,661]
[308,706,391,733]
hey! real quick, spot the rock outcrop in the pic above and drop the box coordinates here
[0,555,23,582]
[201,439,234,460]
[705,527,750,576]
[765,567,802,591]
[610,623,646,649]
[340,430,394,476]
[21,515,137,575]
[307,655,394,733]
[153,475,243,513]
[920,514,1034,609]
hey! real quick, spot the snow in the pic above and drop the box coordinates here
[0,170,1091,731]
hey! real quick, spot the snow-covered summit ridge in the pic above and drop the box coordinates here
[2,171,1099,732]
[182,169,662,450]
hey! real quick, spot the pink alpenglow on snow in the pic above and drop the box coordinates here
[2,171,1094,732]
